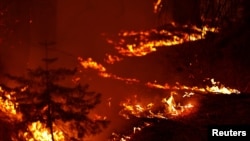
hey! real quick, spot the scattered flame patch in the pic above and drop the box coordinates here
[78,57,106,72]
[105,54,123,64]
[78,57,139,83]
[114,92,194,141]
[119,92,194,120]
[111,122,152,141]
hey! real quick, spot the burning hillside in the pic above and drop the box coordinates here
[103,22,218,62]
[1,21,248,140]
[1,0,250,141]
[77,21,248,141]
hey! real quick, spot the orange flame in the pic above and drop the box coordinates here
[78,57,106,72]
[162,92,193,116]
[119,96,159,119]
[78,57,140,83]
[119,92,193,120]
[146,78,240,94]
[23,121,64,141]
[153,0,162,13]
[111,122,152,141]
[115,92,193,140]
[105,24,219,57]
[0,86,64,140]
[104,24,219,56]
[114,91,195,140]
[205,78,240,94]
[0,86,22,121]
[105,54,123,64]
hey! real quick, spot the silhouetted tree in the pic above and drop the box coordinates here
[1,56,109,141]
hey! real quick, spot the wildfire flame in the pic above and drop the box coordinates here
[23,121,64,141]
[78,57,106,72]
[78,57,140,83]
[105,23,219,57]
[77,15,240,140]
[119,92,193,120]
[162,92,193,116]
[205,78,240,94]
[0,86,65,140]
[115,92,193,141]
[77,57,240,96]
[0,86,22,121]
[146,78,240,95]
[0,13,235,140]
[115,77,239,141]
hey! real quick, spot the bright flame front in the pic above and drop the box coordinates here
[0,86,22,121]
[23,121,64,141]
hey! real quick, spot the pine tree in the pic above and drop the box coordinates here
[1,46,109,140]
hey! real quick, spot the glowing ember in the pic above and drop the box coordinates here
[111,132,131,141]
[111,122,152,141]
[23,121,64,141]
[100,72,140,83]
[105,54,123,64]
[93,114,108,121]
[153,0,162,13]
[72,76,81,84]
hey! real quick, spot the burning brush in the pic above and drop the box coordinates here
[119,91,194,120]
